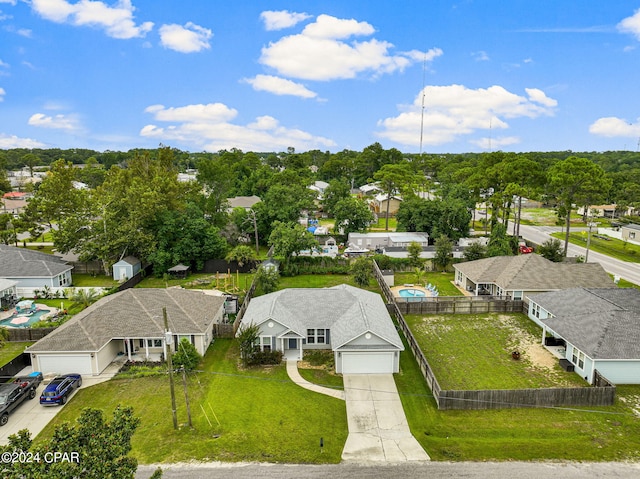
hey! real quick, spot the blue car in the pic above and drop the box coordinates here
[39,374,82,405]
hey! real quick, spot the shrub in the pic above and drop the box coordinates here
[247,350,283,366]
[172,338,201,371]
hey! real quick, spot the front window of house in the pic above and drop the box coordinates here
[532,303,541,318]
[307,329,327,344]
[147,339,163,348]
[261,336,271,352]
[513,291,522,300]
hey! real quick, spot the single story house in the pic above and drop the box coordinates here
[112,256,141,281]
[0,245,73,296]
[454,254,614,301]
[238,284,404,374]
[358,183,382,196]
[348,232,429,250]
[25,288,226,375]
[527,287,640,385]
[227,195,261,212]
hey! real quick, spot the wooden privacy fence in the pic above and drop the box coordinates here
[396,295,525,315]
[372,260,616,410]
[7,327,56,341]
[0,353,31,382]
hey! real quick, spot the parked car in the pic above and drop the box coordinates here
[39,374,82,406]
[0,372,43,426]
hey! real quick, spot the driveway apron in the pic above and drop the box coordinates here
[341,374,430,463]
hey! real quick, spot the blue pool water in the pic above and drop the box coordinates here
[0,309,51,328]
[398,289,426,298]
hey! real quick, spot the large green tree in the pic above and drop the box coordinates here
[373,162,419,230]
[548,156,611,256]
[268,221,318,264]
[332,197,374,235]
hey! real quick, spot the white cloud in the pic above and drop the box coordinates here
[260,10,311,31]
[28,112,80,130]
[30,0,153,39]
[141,102,336,152]
[470,136,520,150]
[0,134,46,148]
[472,50,490,61]
[377,84,557,147]
[618,9,640,40]
[0,87,5,101]
[0,59,8,67]
[159,22,212,53]
[243,74,317,99]
[589,117,640,137]
[17,28,32,37]
[0,0,17,5]
[260,14,441,81]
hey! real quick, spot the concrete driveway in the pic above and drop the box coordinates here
[0,362,121,445]
[341,374,429,463]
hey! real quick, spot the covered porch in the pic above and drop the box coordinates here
[279,333,303,361]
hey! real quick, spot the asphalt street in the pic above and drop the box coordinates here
[135,461,640,479]
[517,224,640,285]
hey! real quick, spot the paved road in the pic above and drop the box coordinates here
[135,461,640,479]
[518,224,640,285]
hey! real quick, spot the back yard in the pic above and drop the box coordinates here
[404,312,587,389]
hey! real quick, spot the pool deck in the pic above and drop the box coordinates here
[391,284,433,298]
[0,304,58,327]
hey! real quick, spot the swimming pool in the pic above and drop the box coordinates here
[398,289,426,298]
[0,308,53,328]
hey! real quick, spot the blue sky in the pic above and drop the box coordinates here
[1,1,640,154]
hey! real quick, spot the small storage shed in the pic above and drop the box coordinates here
[112,256,142,281]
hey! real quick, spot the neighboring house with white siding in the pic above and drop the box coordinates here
[0,245,73,296]
[26,288,226,375]
[239,284,404,374]
[527,287,640,385]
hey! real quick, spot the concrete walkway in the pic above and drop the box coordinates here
[341,374,430,463]
[285,359,345,400]
[284,361,429,463]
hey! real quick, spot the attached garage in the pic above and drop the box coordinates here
[339,351,395,374]
[34,354,93,375]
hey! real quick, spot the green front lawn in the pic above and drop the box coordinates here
[552,232,640,263]
[0,341,33,366]
[395,336,640,461]
[36,339,347,464]
[405,313,587,390]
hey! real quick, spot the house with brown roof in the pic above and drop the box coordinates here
[527,287,640,384]
[453,254,614,302]
[25,288,226,375]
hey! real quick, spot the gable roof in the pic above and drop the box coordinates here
[26,288,226,353]
[240,284,403,351]
[228,195,261,209]
[530,288,640,359]
[454,254,614,291]
[0,244,72,278]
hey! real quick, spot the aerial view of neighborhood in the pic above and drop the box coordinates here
[1,2,640,479]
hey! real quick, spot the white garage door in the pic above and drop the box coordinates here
[36,354,93,375]
[341,352,394,374]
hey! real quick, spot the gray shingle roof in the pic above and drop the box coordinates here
[529,288,640,359]
[240,284,403,351]
[454,254,614,291]
[26,288,226,353]
[0,244,72,278]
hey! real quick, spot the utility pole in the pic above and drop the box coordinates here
[247,209,259,255]
[163,307,178,430]
[181,366,193,428]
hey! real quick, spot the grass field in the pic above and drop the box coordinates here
[36,339,347,464]
[72,273,119,288]
[404,312,587,390]
[552,232,640,263]
[0,341,33,366]
[393,272,463,296]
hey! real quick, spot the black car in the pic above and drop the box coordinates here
[39,374,82,406]
[0,372,43,426]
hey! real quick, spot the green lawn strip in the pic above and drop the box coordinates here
[616,277,640,289]
[404,313,586,390]
[136,272,255,292]
[34,299,83,316]
[36,339,347,464]
[396,333,640,461]
[297,367,344,390]
[369,217,397,231]
[72,273,119,288]
[552,231,640,263]
[0,341,33,366]
[393,272,462,296]
[276,274,379,294]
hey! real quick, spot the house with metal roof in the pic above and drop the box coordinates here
[0,245,73,296]
[238,284,404,374]
[527,287,640,385]
[26,288,226,375]
[454,254,614,301]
